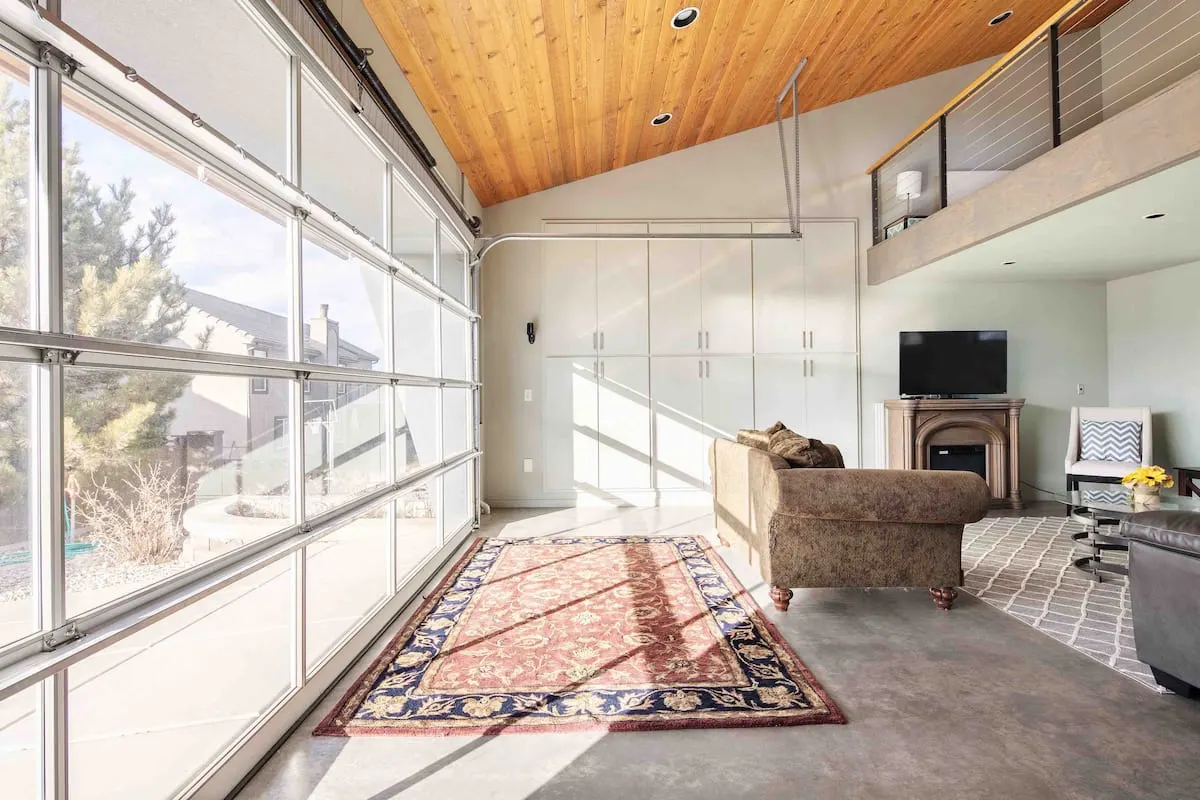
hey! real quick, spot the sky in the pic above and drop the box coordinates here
[62,101,390,361]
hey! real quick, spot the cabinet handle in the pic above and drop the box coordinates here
[803,359,808,378]
[808,330,814,349]
[593,332,597,350]
[809,358,815,377]
[600,360,605,379]
[706,360,711,378]
[600,331,605,350]
[705,331,710,350]
[697,331,702,350]
[698,360,703,379]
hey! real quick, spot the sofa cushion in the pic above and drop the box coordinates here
[768,428,840,469]
[1121,511,1200,557]
[1080,419,1142,462]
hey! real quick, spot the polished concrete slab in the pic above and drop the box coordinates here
[236,508,1200,800]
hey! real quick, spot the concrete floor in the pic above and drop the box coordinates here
[237,507,1200,800]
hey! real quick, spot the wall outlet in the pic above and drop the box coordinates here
[1076,384,1085,396]
[523,388,533,402]
[522,458,533,473]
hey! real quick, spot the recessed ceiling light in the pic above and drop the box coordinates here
[1002,260,1016,265]
[988,10,1014,26]
[671,7,700,29]
[650,112,673,126]
[1144,212,1166,219]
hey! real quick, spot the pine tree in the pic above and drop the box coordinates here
[0,74,192,518]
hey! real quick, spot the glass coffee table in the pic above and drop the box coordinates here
[1056,482,1200,582]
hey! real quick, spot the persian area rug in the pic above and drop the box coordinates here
[315,536,843,736]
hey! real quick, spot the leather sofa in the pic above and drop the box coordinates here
[1122,511,1200,697]
[710,436,991,612]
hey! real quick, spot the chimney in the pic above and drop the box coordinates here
[309,304,340,367]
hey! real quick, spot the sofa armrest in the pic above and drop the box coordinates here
[772,468,991,525]
[1121,511,1200,557]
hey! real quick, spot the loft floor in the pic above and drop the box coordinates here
[237,507,1200,800]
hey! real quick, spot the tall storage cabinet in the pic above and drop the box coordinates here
[542,218,859,502]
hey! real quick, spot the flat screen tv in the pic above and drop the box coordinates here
[899,330,1007,397]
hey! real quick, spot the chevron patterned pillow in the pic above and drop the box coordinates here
[1080,419,1142,462]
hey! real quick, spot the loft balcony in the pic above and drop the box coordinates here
[866,0,1200,284]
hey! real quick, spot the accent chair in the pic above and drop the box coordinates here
[1065,406,1152,491]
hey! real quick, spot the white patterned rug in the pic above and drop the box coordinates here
[962,515,1164,692]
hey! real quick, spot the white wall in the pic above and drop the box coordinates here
[863,280,1109,495]
[1107,260,1200,471]
[480,59,1111,505]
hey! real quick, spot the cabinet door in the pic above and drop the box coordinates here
[802,220,857,353]
[596,222,649,355]
[541,223,597,356]
[542,356,598,493]
[701,222,754,354]
[597,357,652,489]
[650,357,706,490]
[752,221,807,354]
[753,356,807,433]
[649,222,703,355]
[701,357,756,487]
[805,353,860,467]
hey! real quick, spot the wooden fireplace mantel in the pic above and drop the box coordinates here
[885,397,1026,509]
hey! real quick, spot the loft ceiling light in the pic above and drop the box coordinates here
[650,112,673,126]
[671,7,700,29]
[1003,260,1016,265]
[988,10,1014,26]
[1144,212,1166,219]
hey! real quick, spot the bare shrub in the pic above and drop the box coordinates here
[74,462,193,565]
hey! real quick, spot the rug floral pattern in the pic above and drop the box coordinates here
[315,536,843,735]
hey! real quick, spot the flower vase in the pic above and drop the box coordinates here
[1132,484,1161,507]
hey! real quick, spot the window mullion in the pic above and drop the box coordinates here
[286,52,306,690]
[31,51,68,800]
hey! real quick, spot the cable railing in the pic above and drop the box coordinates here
[868,0,1200,245]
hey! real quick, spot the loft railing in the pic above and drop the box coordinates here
[868,0,1200,245]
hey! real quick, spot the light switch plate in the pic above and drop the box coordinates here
[523,389,533,402]
[523,459,533,473]
[1076,384,1085,395]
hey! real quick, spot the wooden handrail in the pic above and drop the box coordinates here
[865,0,1096,175]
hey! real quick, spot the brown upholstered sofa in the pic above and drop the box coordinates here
[711,435,991,611]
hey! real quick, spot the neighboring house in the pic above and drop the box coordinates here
[168,289,380,466]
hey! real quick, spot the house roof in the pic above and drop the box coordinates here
[184,289,380,365]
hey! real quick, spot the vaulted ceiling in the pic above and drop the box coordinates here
[364,0,1126,206]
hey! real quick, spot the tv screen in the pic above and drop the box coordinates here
[899,330,1007,397]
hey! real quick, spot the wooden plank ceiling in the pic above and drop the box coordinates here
[365,0,1126,206]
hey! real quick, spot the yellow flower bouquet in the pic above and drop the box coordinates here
[1121,466,1175,489]
[1122,466,1174,506]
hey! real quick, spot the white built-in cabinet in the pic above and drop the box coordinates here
[649,356,756,489]
[650,222,754,354]
[753,221,857,354]
[542,222,648,356]
[543,355,653,493]
[754,354,859,464]
[542,219,859,500]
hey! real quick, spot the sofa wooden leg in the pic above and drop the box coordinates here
[770,586,793,612]
[929,587,958,611]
